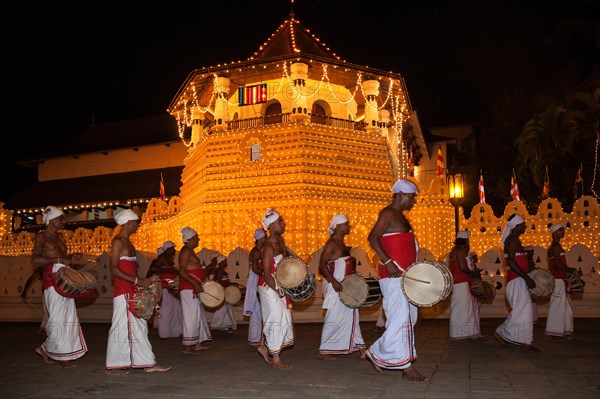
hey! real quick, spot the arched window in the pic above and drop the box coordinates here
[311,102,328,125]
[264,102,282,124]
[250,143,261,161]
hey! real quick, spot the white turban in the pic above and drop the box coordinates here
[500,214,525,245]
[254,229,266,240]
[181,227,197,243]
[392,179,418,194]
[262,208,280,230]
[549,224,566,234]
[215,255,226,263]
[43,206,64,225]
[157,247,164,255]
[162,240,176,252]
[115,209,139,225]
[328,214,348,235]
[456,230,471,240]
[524,245,534,251]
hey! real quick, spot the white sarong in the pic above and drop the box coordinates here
[545,279,573,337]
[367,277,418,369]
[449,282,481,339]
[243,270,263,345]
[181,289,212,346]
[106,294,156,369]
[154,288,183,338]
[495,277,534,345]
[319,257,365,354]
[42,264,87,361]
[206,302,237,331]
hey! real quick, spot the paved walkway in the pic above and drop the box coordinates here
[1,318,599,399]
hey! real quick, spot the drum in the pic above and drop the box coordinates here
[131,288,157,320]
[225,284,246,305]
[53,267,97,296]
[566,272,585,295]
[166,276,180,297]
[200,281,225,309]
[401,261,453,307]
[528,268,555,299]
[339,274,382,308]
[478,281,496,304]
[469,276,484,297]
[274,257,316,302]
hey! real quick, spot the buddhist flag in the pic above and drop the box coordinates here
[160,173,166,201]
[573,163,583,200]
[510,170,521,201]
[436,147,444,176]
[478,170,486,203]
[541,166,550,200]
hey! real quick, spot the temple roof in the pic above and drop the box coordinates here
[248,17,341,61]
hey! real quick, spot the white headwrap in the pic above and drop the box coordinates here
[215,255,226,263]
[392,179,419,194]
[43,206,64,225]
[524,245,534,251]
[456,230,471,240]
[327,214,348,235]
[157,247,164,255]
[254,229,266,240]
[549,224,566,234]
[115,209,139,225]
[262,208,280,230]
[500,214,525,245]
[162,240,176,252]
[181,227,197,243]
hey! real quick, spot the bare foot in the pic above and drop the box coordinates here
[565,333,575,340]
[359,348,366,359]
[194,343,211,351]
[35,346,55,365]
[145,365,172,373]
[493,331,507,346]
[402,366,428,383]
[365,351,384,374]
[104,369,129,376]
[60,361,76,369]
[37,327,46,336]
[271,361,292,369]
[257,345,272,364]
[318,353,336,361]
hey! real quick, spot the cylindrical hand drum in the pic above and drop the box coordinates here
[225,284,246,305]
[53,267,97,296]
[131,288,157,320]
[528,269,555,299]
[275,257,316,302]
[401,261,453,307]
[469,276,484,297]
[200,281,225,309]
[339,274,382,308]
[479,281,496,304]
[566,272,585,295]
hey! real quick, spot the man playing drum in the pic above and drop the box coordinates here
[318,214,366,360]
[545,224,576,340]
[33,206,88,368]
[244,228,266,347]
[494,214,538,351]
[205,255,237,333]
[148,241,183,339]
[105,209,171,375]
[178,227,213,354]
[256,208,294,369]
[448,230,484,340]
[365,179,428,383]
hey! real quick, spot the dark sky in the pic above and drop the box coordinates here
[0,0,597,202]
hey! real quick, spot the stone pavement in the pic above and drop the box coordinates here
[1,318,599,399]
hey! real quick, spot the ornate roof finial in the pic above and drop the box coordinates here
[290,0,295,20]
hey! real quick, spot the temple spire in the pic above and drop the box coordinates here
[290,0,295,19]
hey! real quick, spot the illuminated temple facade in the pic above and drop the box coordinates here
[1,14,599,322]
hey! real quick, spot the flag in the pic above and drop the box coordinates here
[541,166,550,199]
[478,170,486,203]
[436,147,444,176]
[510,170,521,201]
[573,163,583,200]
[159,173,166,201]
[408,148,414,177]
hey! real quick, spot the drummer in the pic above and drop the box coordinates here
[205,255,237,333]
[365,179,428,383]
[32,206,88,368]
[494,214,538,351]
[150,241,183,339]
[545,223,576,340]
[256,208,295,369]
[448,230,484,341]
[178,227,212,354]
[318,214,366,360]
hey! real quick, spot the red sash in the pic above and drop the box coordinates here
[43,263,96,298]
[179,267,206,291]
[506,253,529,283]
[549,254,568,280]
[449,258,470,284]
[378,232,417,279]
[113,258,137,298]
[159,266,178,289]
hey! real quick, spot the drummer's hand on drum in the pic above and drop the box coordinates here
[332,280,343,292]
[525,275,536,289]
[137,277,152,288]
[194,282,204,293]
[385,260,401,278]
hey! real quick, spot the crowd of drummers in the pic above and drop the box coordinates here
[28,179,581,380]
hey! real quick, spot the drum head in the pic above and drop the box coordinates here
[225,285,242,305]
[339,274,369,308]
[402,261,452,307]
[201,281,225,308]
[528,269,555,298]
[275,257,308,289]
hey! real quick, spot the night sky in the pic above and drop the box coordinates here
[0,0,597,203]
